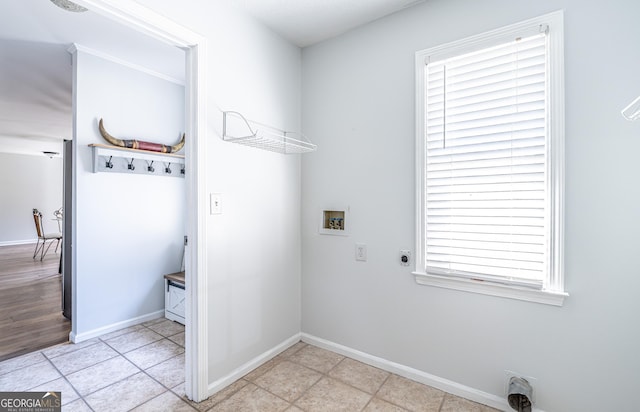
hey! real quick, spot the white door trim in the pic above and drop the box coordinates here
[72,0,209,402]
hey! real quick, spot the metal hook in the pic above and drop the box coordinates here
[147,160,155,173]
[105,156,113,169]
[164,162,172,174]
[127,158,135,171]
[180,165,185,175]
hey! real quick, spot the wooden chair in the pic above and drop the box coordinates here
[32,208,62,261]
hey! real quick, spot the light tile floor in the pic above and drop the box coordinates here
[0,320,500,411]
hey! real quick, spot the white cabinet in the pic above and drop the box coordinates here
[164,272,185,325]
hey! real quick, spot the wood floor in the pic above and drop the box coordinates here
[0,243,70,361]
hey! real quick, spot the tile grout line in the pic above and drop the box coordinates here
[109,322,194,410]
[239,379,297,411]
[136,351,184,389]
[257,343,325,408]
[437,392,446,412]
[41,349,95,412]
[43,340,101,359]
[133,384,198,412]
[73,356,142,399]
[318,353,376,412]
[0,352,51,377]
[283,372,324,408]
[100,320,181,348]
[360,372,393,412]
[48,343,120,377]
[106,336,185,371]
[370,373,413,411]
[195,379,249,411]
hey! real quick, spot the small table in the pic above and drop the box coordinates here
[164,271,185,325]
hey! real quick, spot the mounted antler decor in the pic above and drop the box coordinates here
[90,119,186,178]
[98,118,185,153]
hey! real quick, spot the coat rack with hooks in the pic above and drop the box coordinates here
[222,111,317,154]
[89,144,185,178]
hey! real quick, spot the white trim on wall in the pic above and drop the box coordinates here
[70,310,164,343]
[184,41,209,403]
[68,44,184,85]
[0,240,37,246]
[70,0,208,402]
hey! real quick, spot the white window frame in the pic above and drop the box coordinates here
[414,11,567,306]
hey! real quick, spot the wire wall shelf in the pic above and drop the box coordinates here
[222,111,317,154]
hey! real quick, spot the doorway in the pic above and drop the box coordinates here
[0,0,207,400]
[69,0,208,402]
[0,32,72,360]
[0,144,69,360]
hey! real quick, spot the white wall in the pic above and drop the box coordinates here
[301,1,640,411]
[0,153,62,244]
[72,49,186,337]
[134,0,302,390]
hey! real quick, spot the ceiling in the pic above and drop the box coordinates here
[0,0,424,157]
[229,0,426,47]
[0,0,184,157]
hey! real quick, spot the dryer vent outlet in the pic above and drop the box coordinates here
[507,376,533,412]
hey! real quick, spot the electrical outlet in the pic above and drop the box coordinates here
[400,250,411,266]
[355,243,367,261]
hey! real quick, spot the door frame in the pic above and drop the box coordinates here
[72,0,208,402]
[62,139,72,320]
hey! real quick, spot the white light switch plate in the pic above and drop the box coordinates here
[355,243,367,261]
[210,193,222,215]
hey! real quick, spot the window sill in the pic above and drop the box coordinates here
[412,272,567,306]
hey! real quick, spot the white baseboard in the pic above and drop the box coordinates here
[70,310,165,343]
[207,333,302,397]
[301,333,532,412]
[0,239,37,246]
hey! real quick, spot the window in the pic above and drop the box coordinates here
[414,11,566,305]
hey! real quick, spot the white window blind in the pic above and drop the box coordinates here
[424,32,548,289]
